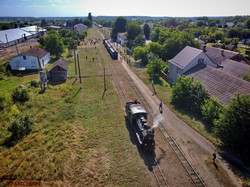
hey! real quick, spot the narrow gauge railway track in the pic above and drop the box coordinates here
[97,30,204,187]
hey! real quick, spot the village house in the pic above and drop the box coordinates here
[117,32,127,46]
[168,45,250,105]
[10,47,50,71]
[46,58,69,82]
[74,24,88,34]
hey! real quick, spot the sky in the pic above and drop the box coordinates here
[0,0,249,17]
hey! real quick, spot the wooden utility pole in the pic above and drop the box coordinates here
[74,50,78,78]
[77,54,82,88]
[102,68,107,99]
[104,68,106,91]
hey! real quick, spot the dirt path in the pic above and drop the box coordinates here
[0,38,38,61]
[118,53,241,186]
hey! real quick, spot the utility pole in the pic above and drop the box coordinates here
[102,67,107,99]
[104,68,106,89]
[15,42,19,55]
[77,53,82,88]
[74,50,78,78]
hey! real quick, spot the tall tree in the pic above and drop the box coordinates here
[127,22,142,40]
[143,23,150,40]
[88,12,93,23]
[44,32,64,58]
[111,17,127,40]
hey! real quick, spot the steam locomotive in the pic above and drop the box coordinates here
[103,38,118,60]
[125,101,155,151]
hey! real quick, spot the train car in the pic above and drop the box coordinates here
[125,101,155,151]
[103,38,118,60]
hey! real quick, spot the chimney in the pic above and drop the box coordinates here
[221,49,224,56]
[37,47,39,51]
[203,45,206,52]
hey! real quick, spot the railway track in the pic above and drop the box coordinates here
[153,159,169,187]
[97,29,205,187]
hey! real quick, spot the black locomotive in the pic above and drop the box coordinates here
[125,101,155,151]
[103,38,118,60]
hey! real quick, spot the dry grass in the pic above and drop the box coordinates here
[0,27,149,187]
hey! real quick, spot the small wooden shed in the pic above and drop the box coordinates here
[47,58,69,81]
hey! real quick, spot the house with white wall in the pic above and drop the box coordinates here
[117,32,127,46]
[74,24,88,34]
[10,47,50,71]
[168,46,216,84]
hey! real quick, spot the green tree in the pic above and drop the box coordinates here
[146,57,166,81]
[227,27,243,39]
[41,19,47,27]
[127,22,142,40]
[172,76,209,114]
[88,12,93,23]
[111,16,127,40]
[44,32,64,58]
[83,19,92,27]
[132,46,149,64]
[245,18,250,29]
[0,23,13,30]
[201,97,223,125]
[214,94,250,160]
[143,23,150,40]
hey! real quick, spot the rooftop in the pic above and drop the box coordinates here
[184,63,250,106]
[203,46,239,66]
[169,46,202,69]
[220,59,250,78]
[19,47,49,59]
[49,58,69,71]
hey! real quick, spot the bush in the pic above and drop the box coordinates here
[11,88,29,103]
[30,80,39,87]
[214,94,250,162]
[201,97,223,125]
[172,76,209,114]
[8,114,33,141]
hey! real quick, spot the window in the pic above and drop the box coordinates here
[23,56,26,60]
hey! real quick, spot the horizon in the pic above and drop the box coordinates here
[0,0,249,18]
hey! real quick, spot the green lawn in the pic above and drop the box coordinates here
[0,28,149,186]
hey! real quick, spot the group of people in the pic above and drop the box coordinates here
[82,38,100,46]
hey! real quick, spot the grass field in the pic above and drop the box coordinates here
[0,28,149,186]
